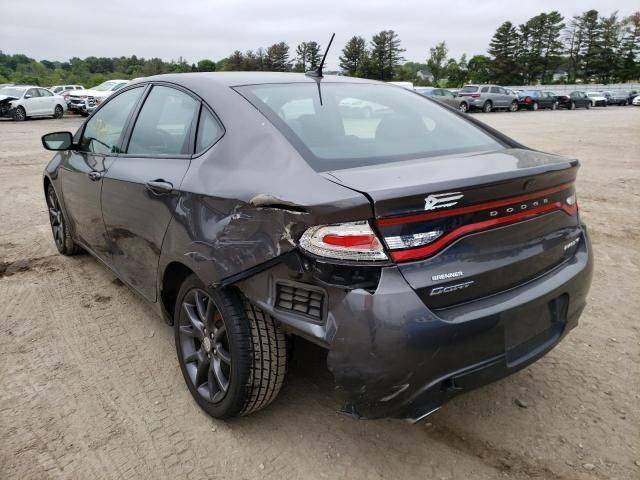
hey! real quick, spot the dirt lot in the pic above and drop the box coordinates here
[1,108,639,480]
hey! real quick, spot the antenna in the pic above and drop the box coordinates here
[305,33,335,78]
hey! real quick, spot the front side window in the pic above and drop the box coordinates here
[490,87,500,93]
[79,87,143,154]
[26,88,40,98]
[38,88,53,97]
[237,82,503,171]
[127,86,198,156]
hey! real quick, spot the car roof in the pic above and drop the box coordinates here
[130,72,376,88]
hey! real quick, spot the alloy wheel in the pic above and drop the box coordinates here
[459,102,468,113]
[178,288,232,404]
[46,188,65,250]
[14,107,25,121]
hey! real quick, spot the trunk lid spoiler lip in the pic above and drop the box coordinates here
[321,149,579,215]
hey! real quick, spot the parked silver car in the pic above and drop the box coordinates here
[415,87,467,111]
[458,84,519,113]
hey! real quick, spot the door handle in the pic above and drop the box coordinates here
[88,171,103,181]
[146,180,173,194]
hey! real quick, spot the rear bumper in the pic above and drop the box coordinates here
[238,226,593,420]
[326,225,593,419]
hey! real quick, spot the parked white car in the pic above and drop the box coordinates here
[0,85,66,121]
[586,92,607,107]
[632,95,640,106]
[67,79,129,116]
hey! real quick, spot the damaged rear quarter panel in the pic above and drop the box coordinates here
[157,75,372,292]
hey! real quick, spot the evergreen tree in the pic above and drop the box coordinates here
[295,42,309,72]
[369,30,405,81]
[579,10,603,80]
[265,42,291,72]
[564,15,586,82]
[539,11,565,83]
[488,21,519,84]
[594,12,623,83]
[619,12,640,81]
[339,36,367,76]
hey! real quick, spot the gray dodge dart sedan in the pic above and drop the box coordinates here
[41,72,593,421]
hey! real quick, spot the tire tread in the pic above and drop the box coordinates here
[240,299,286,415]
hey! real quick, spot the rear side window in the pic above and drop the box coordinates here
[481,87,489,93]
[80,87,143,154]
[128,86,198,156]
[195,108,223,153]
[237,83,503,171]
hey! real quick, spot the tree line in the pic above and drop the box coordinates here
[1,8,638,89]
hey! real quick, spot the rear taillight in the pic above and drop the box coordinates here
[525,96,532,104]
[377,182,578,263]
[299,221,388,261]
[471,94,480,98]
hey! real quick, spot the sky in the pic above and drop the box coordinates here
[1,0,637,69]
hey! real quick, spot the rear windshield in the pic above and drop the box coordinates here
[236,83,503,171]
[460,86,478,93]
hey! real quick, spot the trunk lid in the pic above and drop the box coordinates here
[323,148,582,308]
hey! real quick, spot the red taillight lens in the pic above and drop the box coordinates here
[525,97,532,103]
[322,234,378,248]
[299,221,388,262]
[471,94,480,98]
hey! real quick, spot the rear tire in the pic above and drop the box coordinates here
[458,102,468,113]
[552,102,558,110]
[174,275,286,419]
[531,102,539,111]
[586,102,591,110]
[53,104,64,119]
[482,101,492,113]
[569,101,575,110]
[46,184,82,256]
[509,101,518,112]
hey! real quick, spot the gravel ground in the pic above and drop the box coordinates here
[1,107,639,480]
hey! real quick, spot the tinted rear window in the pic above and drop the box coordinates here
[236,83,503,171]
[461,86,478,93]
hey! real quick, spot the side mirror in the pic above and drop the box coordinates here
[42,131,74,151]
[24,94,33,99]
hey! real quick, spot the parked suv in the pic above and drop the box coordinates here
[68,79,129,116]
[49,85,84,95]
[458,84,519,112]
[40,73,593,421]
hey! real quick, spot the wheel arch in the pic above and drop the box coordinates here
[159,261,196,325]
